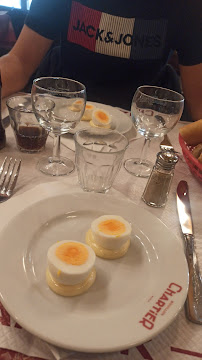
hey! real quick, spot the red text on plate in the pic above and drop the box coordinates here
[139,282,182,330]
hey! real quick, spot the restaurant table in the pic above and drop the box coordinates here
[0,100,201,360]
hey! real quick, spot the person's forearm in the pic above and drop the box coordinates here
[0,53,30,98]
[183,90,202,122]
[180,64,202,122]
[0,24,53,98]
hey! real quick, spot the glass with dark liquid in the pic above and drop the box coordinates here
[15,124,48,153]
[6,95,49,153]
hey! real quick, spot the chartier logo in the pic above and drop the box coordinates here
[139,282,183,330]
[67,1,167,60]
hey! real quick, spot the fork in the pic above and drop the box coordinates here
[160,134,175,151]
[160,134,182,158]
[0,157,22,202]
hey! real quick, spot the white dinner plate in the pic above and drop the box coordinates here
[0,191,188,353]
[68,102,133,134]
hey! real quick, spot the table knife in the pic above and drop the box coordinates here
[176,180,202,324]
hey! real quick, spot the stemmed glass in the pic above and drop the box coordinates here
[124,86,184,178]
[31,77,86,176]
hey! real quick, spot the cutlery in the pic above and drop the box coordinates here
[160,134,174,151]
[0,156,21,202]
[160,134,182,160]
[176,180,202,324]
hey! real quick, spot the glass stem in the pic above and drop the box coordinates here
[139,137,151,165]
[52,134,61,163]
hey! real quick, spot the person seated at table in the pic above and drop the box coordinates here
[0,0,201,121]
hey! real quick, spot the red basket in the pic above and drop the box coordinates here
[179,134,202,183]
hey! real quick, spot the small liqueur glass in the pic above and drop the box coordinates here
[6,94,50,153]
[31,77,86,176]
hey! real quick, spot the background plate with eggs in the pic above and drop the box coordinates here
[0,184,188,353]
[67,102,133,135]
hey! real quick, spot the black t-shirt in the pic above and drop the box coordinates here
[25,0,202,109]
[9,8,28,38]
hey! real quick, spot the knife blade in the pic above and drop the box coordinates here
[176,180,202,324]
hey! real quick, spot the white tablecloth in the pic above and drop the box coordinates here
[0,102,202,360]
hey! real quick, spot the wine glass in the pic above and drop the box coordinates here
[31,77,86,176]
[124,86,184,178]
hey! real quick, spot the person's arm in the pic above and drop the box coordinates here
[179,63,202,121]
[0,24,53,98]
[170,0,202,121]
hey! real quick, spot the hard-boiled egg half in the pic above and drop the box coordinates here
[81,103,96,121]
[69,99,85,112]
[85,215,131,259]
[46,240,96,296]
[90,109,112,129]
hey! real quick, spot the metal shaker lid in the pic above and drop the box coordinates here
[156,150,179,170]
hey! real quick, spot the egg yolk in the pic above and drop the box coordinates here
[86,104,93,109]
[96,111,109,123]
[55,242,88,265]
[75,100,83,104]
[98,219,126,235]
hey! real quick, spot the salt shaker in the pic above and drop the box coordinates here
[142,150,179,207]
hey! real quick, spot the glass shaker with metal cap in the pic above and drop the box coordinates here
[142,150,179,207]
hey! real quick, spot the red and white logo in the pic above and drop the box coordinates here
[67,1,166,60]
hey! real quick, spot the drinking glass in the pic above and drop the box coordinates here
[124,86,184,178]
[6,94,50,153]
[31,77,86,176]
[74,129,129,193]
